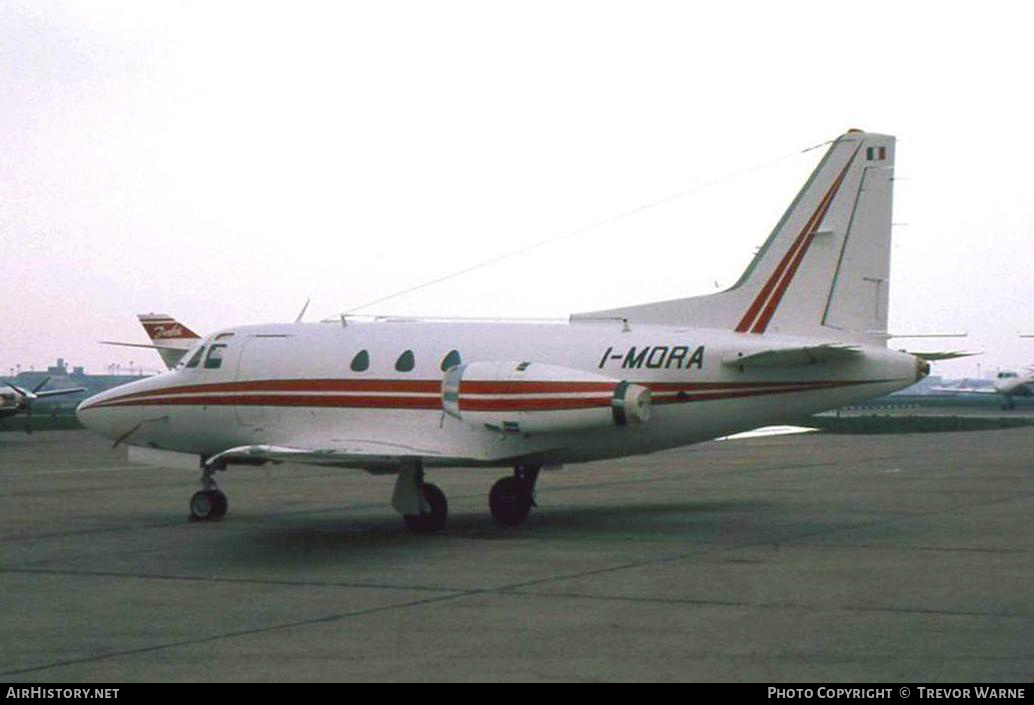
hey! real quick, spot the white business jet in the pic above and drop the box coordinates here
[78,129,930,531]
[991,369,1034,409]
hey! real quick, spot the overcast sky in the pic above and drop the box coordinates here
[2,1,1032,379]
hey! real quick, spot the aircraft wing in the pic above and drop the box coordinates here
[716,425,818,440]
[722,343,861,368]
[929,386,996,395]
[33,387,87,398]
[205,439,451,472]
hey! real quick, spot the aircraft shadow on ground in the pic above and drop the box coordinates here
[215,499,777,566]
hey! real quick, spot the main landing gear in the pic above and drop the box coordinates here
[391,460,542,532]
[189,459,228,522]
[489,464,541,527]
[392,459,448,533]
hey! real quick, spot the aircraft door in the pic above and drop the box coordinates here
[235,335,291,428]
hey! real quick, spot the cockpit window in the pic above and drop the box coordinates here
[204,344,228,370]
[184,346,206,369]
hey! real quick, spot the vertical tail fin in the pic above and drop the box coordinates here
[138,313,201,369]
[573,130,896,345]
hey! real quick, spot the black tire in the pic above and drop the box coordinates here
[489,476,533,526]
[190,489,227,522]
[209,490,229,520]
[403,482,448,533]
[189,490,216,521]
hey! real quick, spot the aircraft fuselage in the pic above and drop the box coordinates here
[78,319,921,469]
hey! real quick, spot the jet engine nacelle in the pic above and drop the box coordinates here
[442,361,651,434]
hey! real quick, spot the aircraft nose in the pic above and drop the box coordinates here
[76,395,97,431]
[76,393,115,439]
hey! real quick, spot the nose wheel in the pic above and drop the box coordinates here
[489,464,540,526]
[190,489,228,521]
[190,458,228,521]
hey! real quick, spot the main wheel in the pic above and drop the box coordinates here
[489,476,533,526]
[190,489,228,521]
[403,482,448,533]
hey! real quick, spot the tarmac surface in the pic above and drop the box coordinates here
[1,428,1032,682]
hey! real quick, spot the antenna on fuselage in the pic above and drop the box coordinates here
[341,139,831,315]
[295,299,311,323]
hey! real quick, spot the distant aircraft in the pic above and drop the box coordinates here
[991,370,1034,409]
[78,129,942,531]
[932,368,1033,409]
[1,377,86,433]
[101,314,201,370]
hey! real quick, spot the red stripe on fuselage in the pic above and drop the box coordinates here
[735,145,860,334]
[95,378,618,406]
[458,397,611,412]
[750,148,859,334]
[86,378,891,412]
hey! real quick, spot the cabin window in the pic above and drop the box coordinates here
[184,346,206,369]
[395,350,415,372]
[440,349,461,371]
[351,350,370,372]
[204,344,228,369]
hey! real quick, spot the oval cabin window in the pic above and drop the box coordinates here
[395,350,415,372]
[440,349,461,371]
[350,350,370,372]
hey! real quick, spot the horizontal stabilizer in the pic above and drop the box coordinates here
[100,341,194,352]
[723,343,860,369]
[908,350,979,362]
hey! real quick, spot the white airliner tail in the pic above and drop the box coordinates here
[574,130,895,345]
[137,314,201,369]
[100,314,201,370]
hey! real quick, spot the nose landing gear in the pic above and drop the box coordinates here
[189,459,228,521]
[189,488,228,521]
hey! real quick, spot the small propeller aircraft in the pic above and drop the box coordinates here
[78,129,938,531]
[1,377,86,433]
